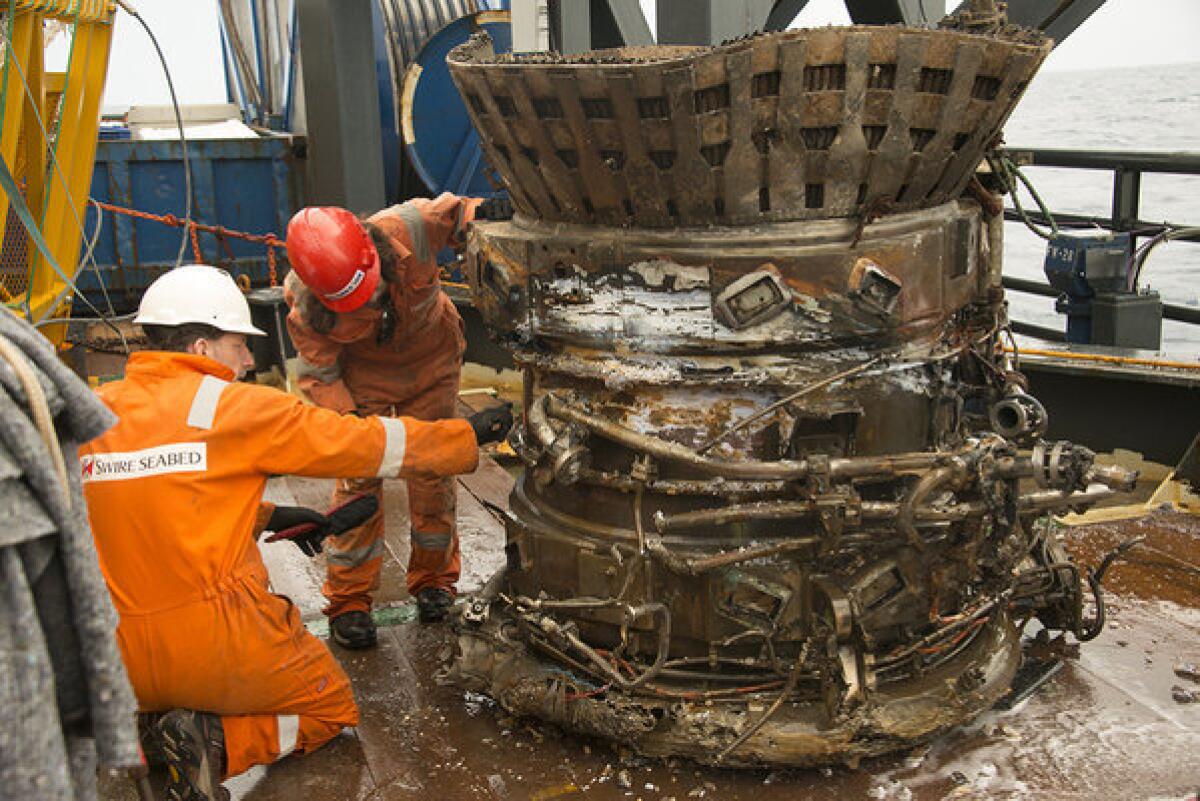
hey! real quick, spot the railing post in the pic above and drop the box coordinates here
[1111,166,1141,235]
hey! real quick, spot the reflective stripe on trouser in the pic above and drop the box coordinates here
[117,565,358,778]
[405,473,459,596]
[322,476,386,618]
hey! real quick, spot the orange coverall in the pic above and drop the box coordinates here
[285,193,482,615]
[80,351,478,777]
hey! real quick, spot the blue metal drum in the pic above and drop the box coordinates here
[374,0,484,201]
[401,10,512,199]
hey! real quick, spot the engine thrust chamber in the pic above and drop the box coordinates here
[443,21,1134,768]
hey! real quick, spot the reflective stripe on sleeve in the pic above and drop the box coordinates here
[186,375,228,430]
[412,530,452,550]
[277,714,299,758]
[325,538,385,567]
[376,417,407,477]
[396,202,431,262]
[295,357,342,384]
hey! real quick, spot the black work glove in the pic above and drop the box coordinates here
[263,505,331,556]
[264,494,379,557]
[468,402,514,446]
[266,505,328,536]
[476,196,514,222]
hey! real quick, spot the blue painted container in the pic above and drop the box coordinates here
[77,135,303,313]
[400,10,512,199]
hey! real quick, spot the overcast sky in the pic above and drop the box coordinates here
[93,0,1200,109]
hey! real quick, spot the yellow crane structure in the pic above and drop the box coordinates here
[0,0,115,344]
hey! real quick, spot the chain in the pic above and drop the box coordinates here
[88,198,285,287]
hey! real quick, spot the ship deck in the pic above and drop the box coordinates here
[95,441,1200,801]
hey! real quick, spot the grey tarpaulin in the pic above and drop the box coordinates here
[0,309,140,800]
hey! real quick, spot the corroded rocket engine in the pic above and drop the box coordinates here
[445,16,1135,767]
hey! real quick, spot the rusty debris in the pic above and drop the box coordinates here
[443,16,1136,768]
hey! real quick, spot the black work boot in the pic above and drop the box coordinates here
[416,587,454,623]
[155,709,229,801]
[330,610,377,649]
[137,712,166,766]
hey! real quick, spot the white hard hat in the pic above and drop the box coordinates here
[135,264,266,336]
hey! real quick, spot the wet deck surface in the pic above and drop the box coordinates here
[103,456,1200,801]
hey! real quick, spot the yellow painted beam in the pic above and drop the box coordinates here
[20,21,47,265]
[0,5,114,342]
[14,0,115,25]
[0,12,37,257]
[30,16,113,333]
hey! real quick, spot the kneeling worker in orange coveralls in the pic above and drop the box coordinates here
[78,265,513,800]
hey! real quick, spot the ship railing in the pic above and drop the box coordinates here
[998,147,1200,341]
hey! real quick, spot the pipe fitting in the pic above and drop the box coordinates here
[527,394,590,486]
[989,390,1048,442]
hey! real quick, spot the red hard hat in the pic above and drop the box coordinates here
[285,206,380,313]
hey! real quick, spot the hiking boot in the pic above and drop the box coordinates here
[416,587,454,623]
[330,610,377,649]
[155,709,228,801]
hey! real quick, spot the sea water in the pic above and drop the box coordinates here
[1001,61,1200,354]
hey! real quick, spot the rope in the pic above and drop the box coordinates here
[1007,346,1200,372]
[88,199,283,287]
[0,332,69,508]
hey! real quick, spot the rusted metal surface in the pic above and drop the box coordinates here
[443,18,1135,769]
[448,25,1049,227]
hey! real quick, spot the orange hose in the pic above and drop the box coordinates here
[1007,346,1200,371]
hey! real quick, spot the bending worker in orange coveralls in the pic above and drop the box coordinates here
[79,265,513,801]
[284,192,495,640]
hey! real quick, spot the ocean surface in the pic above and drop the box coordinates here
[999,61,1200,354]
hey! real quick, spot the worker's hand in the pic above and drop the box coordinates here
[263,505,331,557]
[475,196,514,222]
[266,505,329,535]
[263,494,379,557]
[468,402,514,446]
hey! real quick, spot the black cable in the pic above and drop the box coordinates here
[1129,226,1200,292]
[1076,569,1105,642]
[114,0,193,267]
[1078,535,1148,642]
[1095,536,1146,585]
[80,200,118,318]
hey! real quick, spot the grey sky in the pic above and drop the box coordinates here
[95,0,1200,108]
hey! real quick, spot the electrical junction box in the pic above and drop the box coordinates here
[1044,232,1132,296]
[1091,291,1163,350]
[1044,233,1134,343]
